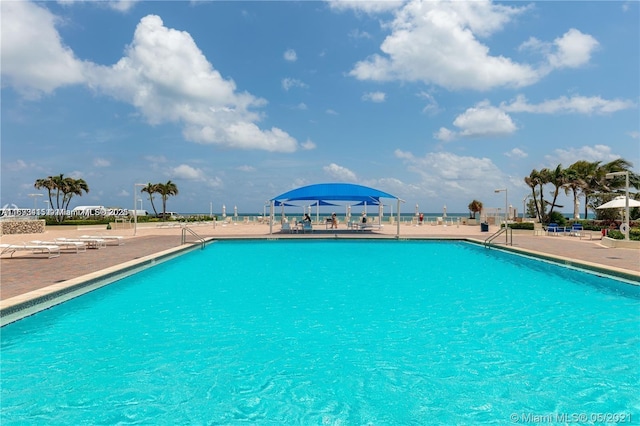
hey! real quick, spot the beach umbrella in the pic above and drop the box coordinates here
[443,205,447,218]
[596,196,640,210]
[347,204,351,221]
[234,205,238,220]
[415,203,419,216]
[222,204,226,218]
[379,203,384,222]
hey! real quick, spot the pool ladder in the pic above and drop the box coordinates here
[181,226,207,249]
[484,226,513,248]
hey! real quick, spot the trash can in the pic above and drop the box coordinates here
[481,222,489,232]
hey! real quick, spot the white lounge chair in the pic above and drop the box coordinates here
[80,235,124,246]
[281,222,292,233]
[0,243,61,258]
[301,222,313,233]
[30,240,87,253]
[56,237,107,249]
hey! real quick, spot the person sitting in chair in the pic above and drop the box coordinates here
[361,211,367,224]
[331,212,338,229]
[303,213,312,223]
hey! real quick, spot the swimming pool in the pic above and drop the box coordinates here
[1,240,638,424]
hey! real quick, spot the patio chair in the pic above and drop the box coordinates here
[30,240,87,254]
[545,223,564,236]
[80,235,125,246]
[56,237,107,249]
[568,224,583,236]
[301,222,313,233]
[281,222,292,233]
[0,243,61,259]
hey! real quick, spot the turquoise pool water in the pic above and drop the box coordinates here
[1,240,638,424]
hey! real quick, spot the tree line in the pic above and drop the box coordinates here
[524,158,639,223]
[34,175,179,222]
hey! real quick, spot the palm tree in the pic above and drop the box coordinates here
[156,180,179,220]
[34,176,57,212]
[141,183,159,217]
[62,178,89,211]
[545,164,567,220]
[467,200,483,219]
[524,169,544,221]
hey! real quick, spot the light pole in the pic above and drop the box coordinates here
[133,183,146,236]
[606,171,630,241]
[495,188,508,244]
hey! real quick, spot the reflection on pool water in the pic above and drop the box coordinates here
[1,240,638,424]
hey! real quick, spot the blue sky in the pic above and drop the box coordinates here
[2,0,638,215]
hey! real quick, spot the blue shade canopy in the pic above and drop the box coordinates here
[272,183,398,203]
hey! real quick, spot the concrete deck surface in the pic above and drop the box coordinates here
[1,221,638,308]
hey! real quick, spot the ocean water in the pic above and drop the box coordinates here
[1,240,638,424]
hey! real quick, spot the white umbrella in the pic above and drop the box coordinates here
[234,205,238,220]
[596,196,640,209]
[222,204,226,218]
[443,205,447,218]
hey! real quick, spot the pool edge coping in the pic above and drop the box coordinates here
[1,237,637,326]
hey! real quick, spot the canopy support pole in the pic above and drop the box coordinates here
[269,201,274,234]
[396,199,401,238]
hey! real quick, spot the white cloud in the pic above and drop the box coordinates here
[350,0,540,91]
[1,1,85,98]
[545,145,620,167]
[301,139,317,150]
[237,165,256,172]
[57,0,139,13]
[502,94,635,115]
[326,109,339,115]
[323,163,357,181]
[282,77,308,91]
[93,158,111,167]
[284,48,297,62]
[505,148,528,159]
[349,29,372,39]
[628,131,639,139]
[84,15,299,152]
[418,92,440,114]
[144,155,168,163]
[295,103,308,110]
[452,101,517,138]
[362,91,386,102]
[327,0,404,14]
[171,164,206,181]
[395,149,506,197]
[434,127,456,142]
[5,160,30,172]
[548,29,599,69]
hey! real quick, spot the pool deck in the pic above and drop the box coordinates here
[1,221,639,321]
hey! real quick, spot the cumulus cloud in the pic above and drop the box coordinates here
[1,1,85,98]
[323,163,357,181]
[57,0,139,13]
[171,164,207,181]
[350,0,541,91]
[394,149,506,197]
[436,101,517,140]
[301,139,317,150]
[505,148,528,159]
[284,48,297,62]
[84,15,299,152]
[362,91,386,102]
[501,94,635,115]
[327,0,404,14]
[3,7,299,152]
[282,77,308,91]
[545,145,620,167]
[548,29,599,69]
[237,165,256,172]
